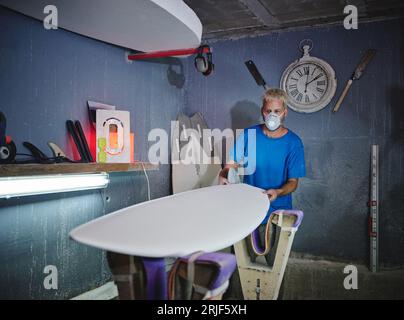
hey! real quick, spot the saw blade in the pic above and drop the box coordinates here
[245,60,268,89]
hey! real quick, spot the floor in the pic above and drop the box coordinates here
[225,254,404,300]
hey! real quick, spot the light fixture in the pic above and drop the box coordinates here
[0,173,109,199]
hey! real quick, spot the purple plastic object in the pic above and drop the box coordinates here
[251,228,264,254]
[142,253,236,300]
[142,258,167,300]
[281,210,304,228]
[179,252,237,290]
[251,210,304,255]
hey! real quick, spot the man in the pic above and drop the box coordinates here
[219,88,306,265]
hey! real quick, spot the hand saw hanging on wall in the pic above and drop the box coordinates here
[333,49,377,113]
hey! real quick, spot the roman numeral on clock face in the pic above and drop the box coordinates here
[290,89,299,97]
[296,69,303,77]
[317,87,325,93]
[289,84,297,90]
[311,67,317,75]
[304,66,310,75]
[297,93,303,102]
[305,95,310,103]
[317,80,326,86]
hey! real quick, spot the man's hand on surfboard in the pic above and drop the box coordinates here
[218,176,230,185]
[218,162,239,185]
[263,189,279,202]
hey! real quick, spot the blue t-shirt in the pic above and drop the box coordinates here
[229,125,306,224]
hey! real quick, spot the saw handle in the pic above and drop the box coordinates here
[333,79,353,113]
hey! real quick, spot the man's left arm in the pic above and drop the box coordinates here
[264,178,299,202]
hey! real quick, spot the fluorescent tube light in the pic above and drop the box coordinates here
[0,173,109,199]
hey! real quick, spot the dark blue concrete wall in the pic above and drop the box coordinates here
[184,19,404,266]
[0,6,185,299]
[1,4,403,300]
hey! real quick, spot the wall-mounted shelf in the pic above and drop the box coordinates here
[0,162,158,177]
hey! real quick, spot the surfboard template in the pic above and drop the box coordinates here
[171,113,223,194]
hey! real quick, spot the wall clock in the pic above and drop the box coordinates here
[280,40,337,113]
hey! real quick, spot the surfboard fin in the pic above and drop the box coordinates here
[48,142,67,158]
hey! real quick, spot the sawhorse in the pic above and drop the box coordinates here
[234,210,304,300]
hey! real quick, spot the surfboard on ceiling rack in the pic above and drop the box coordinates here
[0,0,202,53]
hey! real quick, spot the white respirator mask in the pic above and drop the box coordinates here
[264,112,284,132]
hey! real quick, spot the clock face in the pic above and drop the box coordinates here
[280,56,337,113]
[286,63,328,105]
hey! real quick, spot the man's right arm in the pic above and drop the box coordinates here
[219,130,246,185]
[218,161,239,185]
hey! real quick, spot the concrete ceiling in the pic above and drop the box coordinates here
[184,0,404,40]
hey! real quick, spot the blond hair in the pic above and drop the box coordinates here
[262,88,288,109]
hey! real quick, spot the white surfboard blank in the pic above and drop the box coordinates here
[70,184,269,258]
[0,0,202,52]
